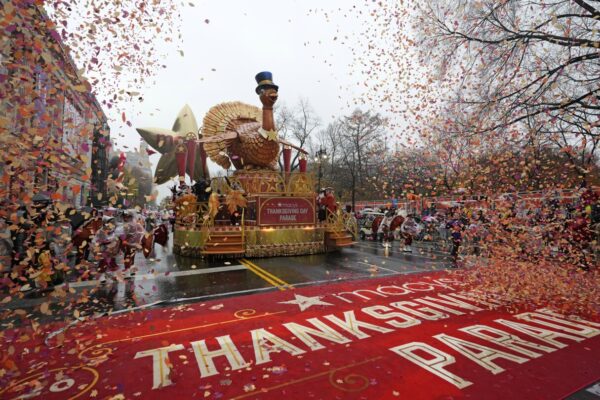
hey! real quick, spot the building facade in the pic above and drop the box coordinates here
[0,0,111,207]
[108,141,154,208]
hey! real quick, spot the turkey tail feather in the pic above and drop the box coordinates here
[202,102,262,169]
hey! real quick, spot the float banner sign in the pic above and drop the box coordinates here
[258,196,315,225]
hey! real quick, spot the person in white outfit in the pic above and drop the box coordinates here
[400,215,419,252]
[121,211,145,278]
[379,210,394,247]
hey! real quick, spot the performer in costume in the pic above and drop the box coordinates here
[380,209,395,247]
[121,211,145,277]
[320,187,337,217]
[400,215,419,253]
[93,216,120,283]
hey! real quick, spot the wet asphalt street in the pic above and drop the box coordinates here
[1,238,454,326]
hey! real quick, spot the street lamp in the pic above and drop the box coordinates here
[314,147,327,190]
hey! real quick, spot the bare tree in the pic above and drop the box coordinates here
[419,0,600,175]
[341,109,386,185]
[315,120,344,179]
[275,98,320,171]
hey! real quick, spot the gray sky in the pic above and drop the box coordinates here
[99,0,374,202]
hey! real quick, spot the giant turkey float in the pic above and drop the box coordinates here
[137,72,356,257]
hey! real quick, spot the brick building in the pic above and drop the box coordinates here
[0,0,111,207]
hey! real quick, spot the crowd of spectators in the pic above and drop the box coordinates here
[356,184,599,269]
[0,198,170,293]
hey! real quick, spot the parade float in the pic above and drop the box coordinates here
[137,72,356,257]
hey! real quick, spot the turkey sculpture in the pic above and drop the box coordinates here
[200,72,304,170]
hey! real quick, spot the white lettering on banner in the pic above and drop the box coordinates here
[131,274,600,393]
[460,325,555,358]
[283,318,352,351]
[390,301,449,321]
[251,328,305,365]
[362,305,421,329]
[191,335,249,378]
[134,344,184,389]
[401,282,437,291]
[375,285,413,295]
[332,279,463,304]
[515,312,600,339]
[434,333,530,374]
[446,292,501,309]
[416,299,466,316]
[332,289,388,304]
[324,310,394,339]
[495,319,585,349]
[390,342,473,389]
[422,294,484,312]
[536,308,600,328]
[266,208,309,215]
[430,279,463,289]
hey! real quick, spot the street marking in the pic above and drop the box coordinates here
[61,264,247,288]
[240,259,286,291]
[240,258,293,291]
[242,259,294,289]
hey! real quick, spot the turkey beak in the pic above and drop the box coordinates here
[269,92,278,101]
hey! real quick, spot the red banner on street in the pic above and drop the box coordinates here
[258,197,315,225]
[2,271,600,399]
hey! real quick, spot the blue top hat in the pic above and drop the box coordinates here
[255,71,279,94]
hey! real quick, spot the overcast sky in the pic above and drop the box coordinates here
[99,0,376,201]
